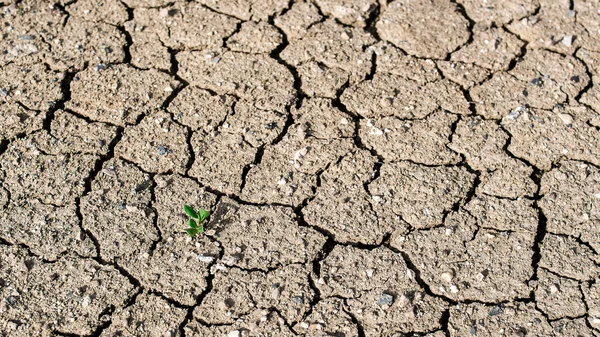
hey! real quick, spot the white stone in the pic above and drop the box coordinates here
[440,272,453,283]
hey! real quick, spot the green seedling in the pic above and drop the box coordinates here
[184,205,209,238]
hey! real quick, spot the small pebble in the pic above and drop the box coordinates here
[94,64,108,71]
[506,105,527,120]
[264,122,277,130]
[562,35,573,47]
[157,145,167,156]
[290,296,304,304]
[197,255,215,263]
[530,77,543,87]
[376,293,394,306]
[489,305,503,316]
[557,113,573,125]
[6,296,18,307]
[227,331,240,337]
[440,271,453,283]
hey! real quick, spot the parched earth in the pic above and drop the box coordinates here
[1,0,600,336]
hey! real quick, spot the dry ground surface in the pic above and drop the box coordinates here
[1,0,600,336]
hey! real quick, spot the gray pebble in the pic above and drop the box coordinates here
[489,304,503,316]
[157,145,167,156]
[530,77,543,87]
[6,296,18,306]
[264,122,277,130]
[94,64,108,71]
[376,293,394,306]
[290,296,304,304]
[470,325,477,335]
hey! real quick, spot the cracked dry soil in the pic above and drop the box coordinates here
[1,0,600,336]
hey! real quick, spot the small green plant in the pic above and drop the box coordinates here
[184,205,209,238]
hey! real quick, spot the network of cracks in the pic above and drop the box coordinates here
[1,0,600,336]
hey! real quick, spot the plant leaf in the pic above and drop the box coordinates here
[185,228,198,237]
[197,225,204,234]
[197,209,210,222]
[188,218,197,228]
[184,205,198,219]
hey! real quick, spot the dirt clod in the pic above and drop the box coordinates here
[370,162,475,228]
[377,0,470,59]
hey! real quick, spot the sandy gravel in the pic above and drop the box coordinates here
[1,0,600,336]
